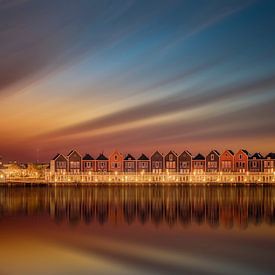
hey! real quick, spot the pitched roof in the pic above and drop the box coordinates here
[241,149,250,156]
[228,150,234,155]
[96,153,108,160]
[166,150,178,156]
[67,150,81,157]
[180,150,192,157]
[83,154,94,160]
[138,153,149,160]
[193,153,205,160]
[249,152,263,159]
[265,152,275,159]
[124,154,135,160]
[52,153,66,161]
[208,150,220,156]
[151,150,163,157]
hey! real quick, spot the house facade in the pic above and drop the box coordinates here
[137,154,150,173]
[248,153,263,172]
[234,149,250,173]
[263,153,275,173]
[51,153,68,173]
[178,151,192,174]
[206,150,220,173]
[82,154,95,172]
[192,154,205,174]
[220,150,234,172]
[164,151,178,172]
[96,153,109,172]
[67,150,82,173]
[109,150,123,172]
[151,151,164,173]
[123,154,136,173]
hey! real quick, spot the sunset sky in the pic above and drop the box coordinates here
[1,0,275,162]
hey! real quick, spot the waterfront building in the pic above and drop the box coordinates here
[264,153,275,173]
[96,153,108,172]
[206,150,220,173]
[165,150,178,172]
[151,151,164,174]
[220,150,234,172]
[67,150,82,173]
[192,153,206,174]
[137,153,150,173]
[82,154,95,172]
[123,154,136,173]
[248,153,263,172]
[50,153,68,173]
[178,151,192,174]
[234,149,250,173]
[109,150,123,172]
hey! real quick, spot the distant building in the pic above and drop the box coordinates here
[192,154,205,174]
[123,154,136,173]
[151,151,164,173]
[165,150,178,172]
[234,149,250,173]
[263,153,275,173]
[248,153,263,172]
[67,150,82,173]
[109,150,123,172]
[51,153,68,173]
[82,154,95,172]
[220,150,234,172]
[206,150,220,173]
[96,153,108,172]
[178,151,192,174]
[137,154,150,173]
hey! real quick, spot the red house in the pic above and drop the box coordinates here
[263,153,275,173]
[220,150,234,172]
[109,150,123,173]
[234,149,250,173]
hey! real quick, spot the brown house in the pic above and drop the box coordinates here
[137,154,150,173]
[165,150,178,172]
[96,153,108,172]
[109,150,123,173]
[192,154,205,174]
[220,150,234,172]
[263,153,275,173]
[82,154,95,172]
[178,151,192,174]
[248,153,263,172]
[151,151,164,173]
[206,150,220,173]
[234,149,250,173]
[67,150,82,173]
[51,153,67,173]
[123,154,136,173]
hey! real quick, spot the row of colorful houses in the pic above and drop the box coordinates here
[51,149,275,174]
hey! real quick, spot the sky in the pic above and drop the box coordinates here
[0,0,275,162]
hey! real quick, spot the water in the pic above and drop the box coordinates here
[0,186,274,275]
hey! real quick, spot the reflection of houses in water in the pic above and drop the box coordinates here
[0,187,275,229]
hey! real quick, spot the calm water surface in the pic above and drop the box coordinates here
[0,186,274,275]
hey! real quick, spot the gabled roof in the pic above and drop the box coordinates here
[138,153,149,160]
[179,150,192,157]
[240,149,250,156]
[97,153,108,160]
[124,154,135,160]
[67,149,81,157]
[228,150,234,155]
[265,152,275,159]
[193,153,205,160]
[151,150,163,157]
[52,153,67,161]
[83,154,94,160]
[208,150,220,156]
[166,150,178,156]
[249,153,263,159]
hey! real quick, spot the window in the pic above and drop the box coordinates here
[169,154,173,161]
[70,161,80,169]
[211,154,214,161]
[57,161,66,169]
[115,155,118,160]
[239,154,242,160]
